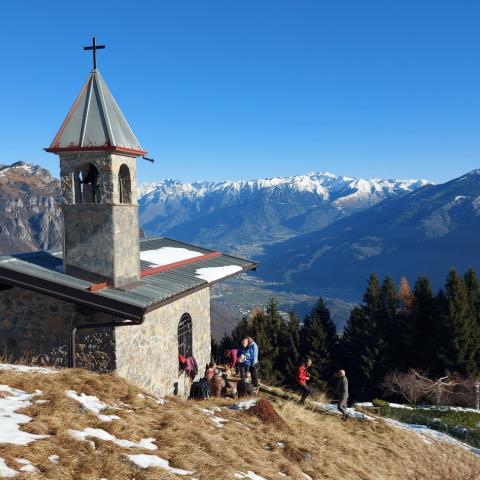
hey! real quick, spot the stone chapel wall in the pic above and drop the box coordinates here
[0,287,115,370]
[114,288,212,398]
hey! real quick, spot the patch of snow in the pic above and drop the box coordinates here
[301,473,313,480]
[66,390,120,422]
[126,454,193,475]
[48,455,59,464]
[0,385,49,445]
[195,265,242,283]
[0,363,56,374]
[140,247,203,267]
[312,402,374,421]
[278,473,287,478]
[68,428,157,450]
[384,418,480,456]
[229,400,257,411]
[235,471,266,480]
[35,399,49,405]
[197,407,228,428]
[146,395,166,405]
[0,458,17,477]
[15,458,38,473]
[137,393,145,399]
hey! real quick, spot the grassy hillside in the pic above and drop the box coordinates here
[0,365,479,480]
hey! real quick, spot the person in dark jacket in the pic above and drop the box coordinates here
[336,369,349,419]
[296,357,312,405]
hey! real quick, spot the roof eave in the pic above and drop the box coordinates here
[44,145,147,157]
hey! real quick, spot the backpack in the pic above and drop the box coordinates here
[190,377,210,400]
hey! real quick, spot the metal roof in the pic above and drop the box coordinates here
[45,69,146,156]
[0,237,256,321]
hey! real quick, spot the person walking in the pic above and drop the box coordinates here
[336,369,349,420]
[247,336,259,388]
[296,357,312,405]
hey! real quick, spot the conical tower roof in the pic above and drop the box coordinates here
[46,69,146,156]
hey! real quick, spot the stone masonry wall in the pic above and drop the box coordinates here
[114,288,212,398]
[0,287,115,371]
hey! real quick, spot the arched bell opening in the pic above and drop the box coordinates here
[74,163,101,204]
[118,164,132,204]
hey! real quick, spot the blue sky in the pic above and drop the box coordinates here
[0,1,479,183]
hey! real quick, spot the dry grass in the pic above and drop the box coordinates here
[0,366,479,480]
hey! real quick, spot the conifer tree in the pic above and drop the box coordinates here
[463,269,480,370]
[300,298,337,390]
[280,310,302,386]
[438,269,477,375]
[341,274,384,400]
[377,276,401,376]
[406,276,437,372]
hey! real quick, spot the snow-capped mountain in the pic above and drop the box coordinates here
[259,168,480,295]
[139,172,431,256]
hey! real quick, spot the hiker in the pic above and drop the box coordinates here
[224,348,239,373]
[205,362,218,381]
[238,338,251,381]
[246,336,259,388]
[336,369,349,419]
[296,357,312,405]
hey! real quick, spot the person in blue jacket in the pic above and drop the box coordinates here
[246,336,259,388]
[237,337,251,381]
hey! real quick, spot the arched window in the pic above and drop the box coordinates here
[178,313,193,358]
[74,163,100,204]
[118,164,132,204]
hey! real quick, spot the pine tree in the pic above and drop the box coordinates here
[280,310,301,386]
[250,298,285,385]
[300,298,337,390]
[406,276,437,372]
[438,269,477,374]
[464,269,480,371]
[377,276,400,376]
[341,274,384,400]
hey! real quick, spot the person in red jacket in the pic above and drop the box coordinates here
[296,357,312,405]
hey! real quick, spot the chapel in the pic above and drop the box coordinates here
[0,39,255,397]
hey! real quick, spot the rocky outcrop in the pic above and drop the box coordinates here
[0,162,62,255]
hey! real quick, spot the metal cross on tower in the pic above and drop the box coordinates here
[84,37,105,70]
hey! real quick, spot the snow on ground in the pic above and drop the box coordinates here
[235,470,266,480]
[312,402,374,421]
[126,454,193,475]
[68,428,157,450]
[15,458,39,473]
[229,400,257,411]
[356,401,480,413]
[195,265,242,283]
[140,247,203,267]
[48,455,59,464]
[0,458,17,478]
[301,473,313,480]
[383,418,480,456]
[0,364,57,374]
[66,390,120,422]
[0,385,49,445]
[197,407,228,428]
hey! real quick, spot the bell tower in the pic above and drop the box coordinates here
[46,38,146,288]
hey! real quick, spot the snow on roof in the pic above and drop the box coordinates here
[140,247,203,267]
[46,69,145,156]
[195,265,243,283]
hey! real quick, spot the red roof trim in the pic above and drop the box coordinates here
[141,251,223,278]
[44,145,147,156]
